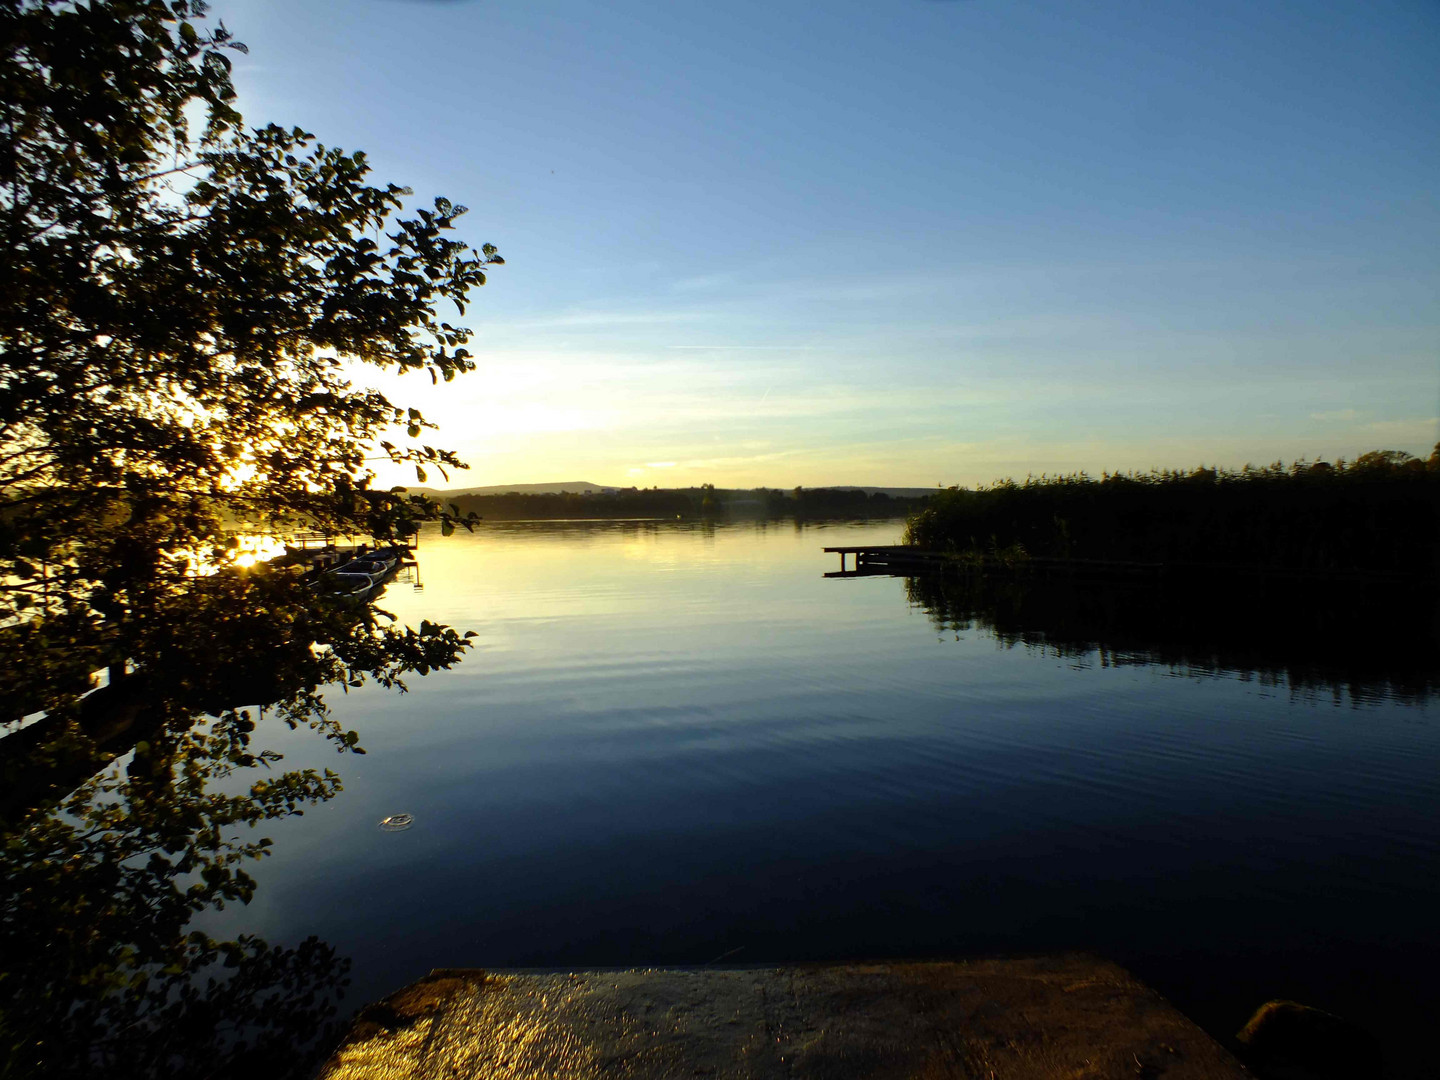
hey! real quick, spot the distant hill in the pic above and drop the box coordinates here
[409,481,610,497]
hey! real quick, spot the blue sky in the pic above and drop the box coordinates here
[228,0,1439,488]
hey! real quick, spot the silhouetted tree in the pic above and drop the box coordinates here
[0,4,500,1073]
[1,0,502,727]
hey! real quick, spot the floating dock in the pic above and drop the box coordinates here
[824,545,952,575]
[821,545,1415,583]
[318,955,1248,1079]
[822,546,1168,579]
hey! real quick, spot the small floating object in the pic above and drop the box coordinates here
[378,813,414,832]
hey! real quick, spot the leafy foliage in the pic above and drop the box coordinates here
[0,0,503,713]
[0,2,503,1075]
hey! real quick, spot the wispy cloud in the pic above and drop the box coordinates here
[1310,408,1361,422]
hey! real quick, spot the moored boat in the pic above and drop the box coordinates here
[319,571,380,601]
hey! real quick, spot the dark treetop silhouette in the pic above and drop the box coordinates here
[0,2,499,1075]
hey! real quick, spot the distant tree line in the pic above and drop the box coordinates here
[780,487,928,518]
[903,447,1440,579]
[443,486,931,521]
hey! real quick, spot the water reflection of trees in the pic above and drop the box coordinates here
[0,574,473,1080]
[906,570,1439,704]
[1,719,349,1078]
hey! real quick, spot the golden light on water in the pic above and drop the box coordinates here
[226,535,288,570]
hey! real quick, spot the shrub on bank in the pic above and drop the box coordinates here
[903,447,1440,578]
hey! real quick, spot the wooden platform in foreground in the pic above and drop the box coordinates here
[318,955,1248,1079]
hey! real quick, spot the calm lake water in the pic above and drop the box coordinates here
[210,519,1440,1072]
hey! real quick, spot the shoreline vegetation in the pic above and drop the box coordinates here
[902,447,1440,582]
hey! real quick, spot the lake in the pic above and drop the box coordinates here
[208,518,1440,1074]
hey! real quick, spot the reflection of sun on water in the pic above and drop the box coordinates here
[195,532,288,576]
[234,535,288,563]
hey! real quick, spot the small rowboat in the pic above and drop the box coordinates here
[326,571,379,600]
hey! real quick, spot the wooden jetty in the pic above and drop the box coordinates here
[821,545,1406,583]
[824,545,952,576]
[317,955,1249,1079]
[824,546,1166,578]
